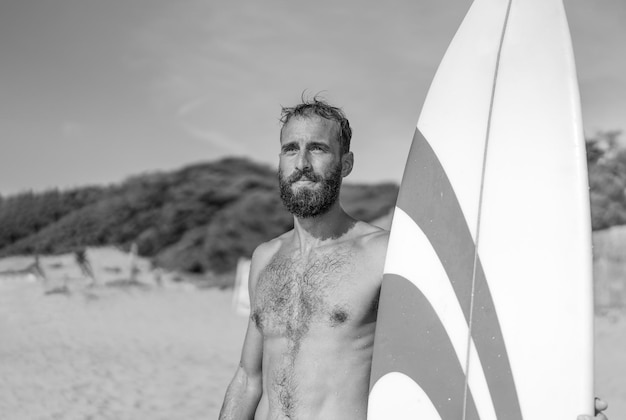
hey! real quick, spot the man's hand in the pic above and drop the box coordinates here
[577,398,608,420]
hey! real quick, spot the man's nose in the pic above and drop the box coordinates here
[295,150,312,171]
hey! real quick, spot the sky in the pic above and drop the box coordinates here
[1,0,624,195]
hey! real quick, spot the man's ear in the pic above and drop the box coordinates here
[341,152,354,177]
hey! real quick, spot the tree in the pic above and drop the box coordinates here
[587,131,626,230]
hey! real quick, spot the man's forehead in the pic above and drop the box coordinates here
[281,115,340,142]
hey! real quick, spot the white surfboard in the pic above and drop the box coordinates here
[368,0,594,419]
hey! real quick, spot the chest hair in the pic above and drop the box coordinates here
[252,247,354,343]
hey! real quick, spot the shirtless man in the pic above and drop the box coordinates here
[219,97,608,420]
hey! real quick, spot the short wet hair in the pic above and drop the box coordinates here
[280,95,352,155]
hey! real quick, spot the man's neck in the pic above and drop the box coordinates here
[292,202,356,251]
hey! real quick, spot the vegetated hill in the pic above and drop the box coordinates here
[0,157,399,274]
[0,186,104,250]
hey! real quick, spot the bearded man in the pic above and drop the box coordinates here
[219,97,608,420]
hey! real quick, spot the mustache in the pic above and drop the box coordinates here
[285,168,322,184]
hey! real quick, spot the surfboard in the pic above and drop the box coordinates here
[368,0,594,419]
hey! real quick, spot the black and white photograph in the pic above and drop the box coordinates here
[0,0,624,419]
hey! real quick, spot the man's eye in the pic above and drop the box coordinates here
[282,146,298,154]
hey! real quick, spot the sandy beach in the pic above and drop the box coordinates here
[0,277,247,420]
[0,268,624,419]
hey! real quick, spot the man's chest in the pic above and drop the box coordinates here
[251,248,379,337]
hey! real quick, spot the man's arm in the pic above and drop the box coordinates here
[219,246,268,420]
[218,321,263,419]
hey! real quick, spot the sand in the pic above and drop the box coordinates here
[0,268,624,418]
[0,278,247,420]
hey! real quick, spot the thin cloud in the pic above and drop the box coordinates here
[177,96,211,117]
[178,119,247,155]
[177,96,248,154]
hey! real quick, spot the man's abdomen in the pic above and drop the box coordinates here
[257,327,374,420]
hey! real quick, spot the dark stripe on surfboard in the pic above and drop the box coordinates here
[370,273,480,420]
[396,127,523,420]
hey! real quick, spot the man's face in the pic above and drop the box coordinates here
[278,116,350,218]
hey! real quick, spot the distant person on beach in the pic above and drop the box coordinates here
[75,248,96,286]
[219,97,608,420]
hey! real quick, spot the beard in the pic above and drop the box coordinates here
[278,164,343,218]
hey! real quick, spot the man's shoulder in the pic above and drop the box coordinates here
[342,222,389,270]
[249,230,295,270]
[251,234,286,264]
[352,221,389,250]
[344,222,389,287]
[247,237,281,292]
